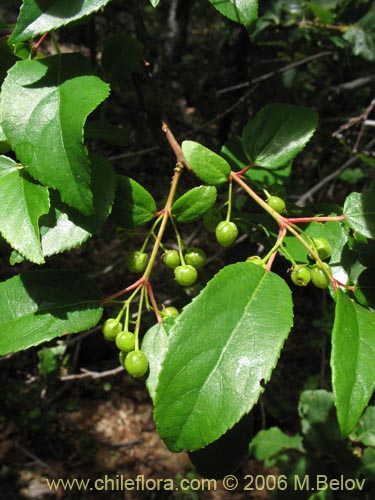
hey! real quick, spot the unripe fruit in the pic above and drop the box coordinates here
[163,249,180,269]
[310,263,332,289]
[115,331,136,352]
[267,195,286,214]
[127,250,148,273]
[309,237,331,261]
[246,256,266,268]
[124,350,149,377]
[215,221,238,247]
[174,265,198,286]
[184,247,206,269]
[102,318,122,341]
[160,306,179,319]
[290,265,311,287]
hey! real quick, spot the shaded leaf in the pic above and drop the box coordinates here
[208,0,258,28]
[249,427,304,465]
[182,141,231,185]
[9,0,113,44]
[0,270,102,355]
[0,155,49,264]
[331,290,375,435]
[350,406,375,447]
[0,53,110,215]
[40,153,115,256]
[172,186,217,223]
[155,262,293,452]
[85,120,131,147]
[242,104,318,168]
[101,34,142,88]
[110,176,157,228]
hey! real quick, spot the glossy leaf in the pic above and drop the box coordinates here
[101,34,142,88]
[110,176,157,228]
[208,0,258,28]
[249,427,303,464]
[8,0,113,44]
[332,290,375,435]
[182,141,231,185]
[142,321,172,401]
[0,54,110,215]
[154,262,294,452]
[40,154,115,256]
[242,104,318,168]
[0,155,49,264]
[0,270,103,355]
[172,186,217,223]
[344,184,375,239]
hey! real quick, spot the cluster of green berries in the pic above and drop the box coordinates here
[163,247,206,287]
[290,238,332,289]
[102,318,148,377]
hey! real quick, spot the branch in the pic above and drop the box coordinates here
[60,366,124,381]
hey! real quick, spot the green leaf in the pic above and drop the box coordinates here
[172,186,217,223]
[331,290,375,435]
[0,53,110,215]
[142,321,172,402]
[344,184,375,239]
[350,406,375,447]
[249,427,304,465]
[8,0,113,44]
[101,34,142,88]
[208,0,258,28]
[182,141,231,185]
[0,270,103,355]
[154,262,294,452]
[0,155,49,264]
[242,104,318,168]
[150,0,161,6]
[40,153,116,256]
[110,176,157,229]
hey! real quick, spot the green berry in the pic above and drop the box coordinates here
[102,318,122,341]
[246,256,266,268]
[163,249,180,269]
[290,265,311,287]
[215,221,238,247]
[115,331,136,352]
[160,306,180,319]
[174,265,198,286]
[124,350,149,377]
[267,196,286,214]
[309,237,332,261]
[127,250,148,273]
[184,247,206,269]
[203,208,222,233]
[310,263,332,289]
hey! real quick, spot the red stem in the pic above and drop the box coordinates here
[102,278,144,303]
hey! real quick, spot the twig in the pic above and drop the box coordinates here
[15,443,59,475]
[296,137,375,206]
[60,365,124,381]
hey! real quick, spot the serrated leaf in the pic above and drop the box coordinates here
[242,104,318,168]
[0,270,103,355]
[110,176,157,228]
[40,153,115,256]
[249,427,304,464]
[0,155,49,264]
[208,0,258,28]
[172,186,217,223]
[142,321,172,401]
[0,53,110,215]
[101,34,142,88]
[154,262,294,452]
[344,184,375,239]
[350,406,375,447]
[182,141,231,185]
[8,0,113,44]
[332,290,375,435]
